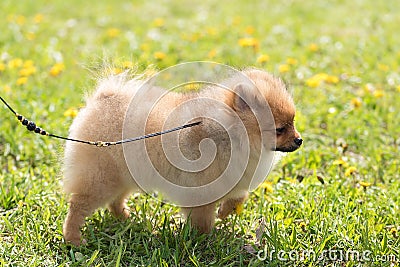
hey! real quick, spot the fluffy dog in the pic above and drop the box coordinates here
[62,68,302,246]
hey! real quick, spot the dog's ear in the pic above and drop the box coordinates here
[232,83,258,112]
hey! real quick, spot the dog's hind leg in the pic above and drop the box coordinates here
[108,190,132,219]
[63,176,128,246]
[63,193,104,246]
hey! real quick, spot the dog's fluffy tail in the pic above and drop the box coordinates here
[86,62,156,101]
[93,72,136,100]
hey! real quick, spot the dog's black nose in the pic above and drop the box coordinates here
[294,138,303,146]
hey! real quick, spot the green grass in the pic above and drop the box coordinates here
[1,0,399,266]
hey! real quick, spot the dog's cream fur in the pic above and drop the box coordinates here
[62,69,301,246]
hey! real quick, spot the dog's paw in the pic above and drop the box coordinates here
[119,207,131,220]
[63,231,84,247]
[109,205,131,220]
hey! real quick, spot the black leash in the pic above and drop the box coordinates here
[0,96,201,147]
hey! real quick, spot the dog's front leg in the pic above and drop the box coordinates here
[181,202,216,233]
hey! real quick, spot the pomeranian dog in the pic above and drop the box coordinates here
[62,67,302,246]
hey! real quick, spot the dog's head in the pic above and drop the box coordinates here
[231,69,302,152]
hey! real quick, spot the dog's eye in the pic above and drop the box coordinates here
[276,127,285,135]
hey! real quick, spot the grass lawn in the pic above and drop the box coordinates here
[1,0,399,266]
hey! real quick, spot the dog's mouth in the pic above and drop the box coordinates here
[275,145,301,153]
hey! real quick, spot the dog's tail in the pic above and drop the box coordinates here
[89,72,143,101]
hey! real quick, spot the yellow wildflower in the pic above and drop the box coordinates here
[153,18,164,28]
[19,66,36,77]
[286,57,298,65]
[351,98,362,108]
[8,58,23,69]
[23,60,34,67]
[0,63,5,72]
[121,61,133,69]
[309,43,319,52]
[206,27,217,36]
[257,54,270,64]
[359,181,372,188]
[232,16,242,26]
[64,107,78,118]
[308,74,325,86]
[3,85,11,92]
[378,64,389,72]
[305,77,320,88]
[26,32,36,41]
[153,51,166,60]
[16,15,26,25]
[140,43,150,52]
[49,63,65,76]
[315,73,329,80]
[364,83,374,93]
[333,159,348,167]
[16,77,28,85]
[235,203,244,215]
[238,37,259,50]
[259,181,273,193]
[244,26,255,35]
[112,68,123,74]
[184,33,200,43]
[207,49,217,59]
[325,75,339,84]
[345,166,357,177]
[33,14,44,24]
[183,83,200,92]
[278,64,290,73]
[8,14,26,25]
[373,90,384,98]
[305,73,339,88]
[397,85,400,92]
[106,28,120,38]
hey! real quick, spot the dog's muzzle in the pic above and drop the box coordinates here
[275,137,303,152]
